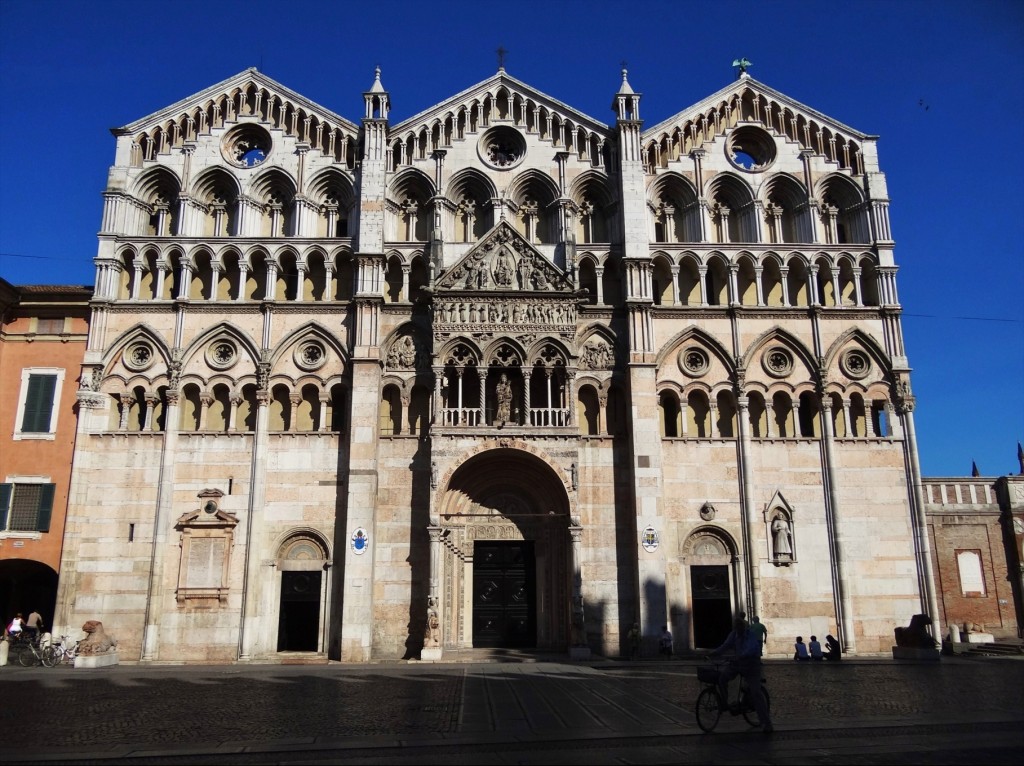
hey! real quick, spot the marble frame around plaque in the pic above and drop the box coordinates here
[174,490,238,606]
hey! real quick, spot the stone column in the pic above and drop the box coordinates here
[735,395,759,621]
[670,266,680,306]
[198,392,213,431]
[853,268,863,307]
[237,263,249,302]
[144,394,159,432]
[820,397,856,650]
[228,394,242,432]
[422,525,444,661]
[140,388,180,661]
[780,267,791,306]
[318,395,330,432]
[698,266,709,307]
[289,393,302,432]
[754,267,764,306]
[568,523,589,657]
[118,393,135,431]
[238,388,271,661]
[708,403,718,438]
[595,268,605,305]
[764,402,775,438]
[841,399,852,438]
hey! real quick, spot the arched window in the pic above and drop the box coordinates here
[747,391,767,437]
[772,392,794,437]
[687,390,710,438]
[180,384,202,431]
[652,257,674,306]
[208,383,231,432]
[716,390,737,438]
[659,390,681,437]
[797,391,820,438]
[297,384,320,431]
[380,384,402,435]
[269,384,291,431]
[577,385,600,436]
[578,260,598,305]
[678,258,701,305]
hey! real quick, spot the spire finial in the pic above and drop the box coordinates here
[732,57,752,78]
[497,46,508,72]
[971,460,980,477]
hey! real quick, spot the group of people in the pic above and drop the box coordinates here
[4,611,45,643]
[793,634,841,661]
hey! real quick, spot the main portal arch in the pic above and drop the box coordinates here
[437,446,573,650]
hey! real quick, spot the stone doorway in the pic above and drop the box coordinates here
[437,445,573,651]
[275,533,330,653]
[277,571,321,651]
[473,540,536,647]
[690,565,732,648]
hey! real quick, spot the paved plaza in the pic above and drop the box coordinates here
[3,655,1023,764]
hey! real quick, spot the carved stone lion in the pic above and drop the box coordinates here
[79,620,117,655]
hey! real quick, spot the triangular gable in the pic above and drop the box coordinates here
[116,68,359,135]
[434,221,574,294]
[644,75,872,142]
[762,489,796,521]
[392,70,611,137]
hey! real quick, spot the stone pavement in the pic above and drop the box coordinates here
[2,655,1023,764]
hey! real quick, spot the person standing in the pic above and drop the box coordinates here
[749,616,768,654]
[709,616,773,733]
[659,625,673,658]
[626,622,641,660]
[25,611,44,643]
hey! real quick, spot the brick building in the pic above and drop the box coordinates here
[0,279,91,630]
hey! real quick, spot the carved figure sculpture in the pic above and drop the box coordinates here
[894,613,937,648]
[424,608,440,648]
[494,248,515,287]
[495,373,513,426]
[78,620,117,655]
[772,515,793,559]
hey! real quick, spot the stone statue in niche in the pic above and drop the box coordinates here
[771,512,793,561]
[495,373,513,426]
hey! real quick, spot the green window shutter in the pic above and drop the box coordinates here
[0,484,11,531]
[36,484,55,532]
[21,374,57,433]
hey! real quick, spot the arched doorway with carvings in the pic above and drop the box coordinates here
[436,444,574,650]
[678,526,743,651]
[274,531,331,654]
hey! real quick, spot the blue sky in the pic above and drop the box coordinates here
[0,0,1021,476]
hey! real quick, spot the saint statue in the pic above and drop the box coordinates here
[772,515,793,559]
[495,373,513,426]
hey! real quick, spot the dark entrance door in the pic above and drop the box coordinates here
[277,571,321,651]
[691,565,732,649]
[473,541,536,647]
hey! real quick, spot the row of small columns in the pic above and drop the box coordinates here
[116,389,333,432]
[673,396,896,438]
[433,367,577,426]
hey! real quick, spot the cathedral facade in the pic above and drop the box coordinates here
[53,66,939,661]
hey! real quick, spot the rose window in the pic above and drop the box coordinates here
[294,340,327,372]
[478,127,526,170]
[124,341,155,372]
[841,349,871,379]
[206,339,238,370]
[762,347,793,378]
[678,347,709,377]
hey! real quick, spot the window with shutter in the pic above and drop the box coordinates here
[21,374,57,432]
[0,483,55,533]
[15,368,64,439]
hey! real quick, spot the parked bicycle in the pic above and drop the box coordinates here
[695,660,771,732]
[47,635,82,666]
[8,633,60,668]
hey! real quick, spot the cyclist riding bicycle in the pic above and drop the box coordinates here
[708,615,773,734]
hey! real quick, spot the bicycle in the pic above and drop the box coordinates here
[48,635,82,666]
[8,633,60,668]
[695,660,771,732]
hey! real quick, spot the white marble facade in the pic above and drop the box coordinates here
[53,66,939,662]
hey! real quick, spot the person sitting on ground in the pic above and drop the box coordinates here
[824,634,842,661]
[709,616,773,733]
[809,635,823,660]
[659,625,673,658]
[794,636,810,661]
